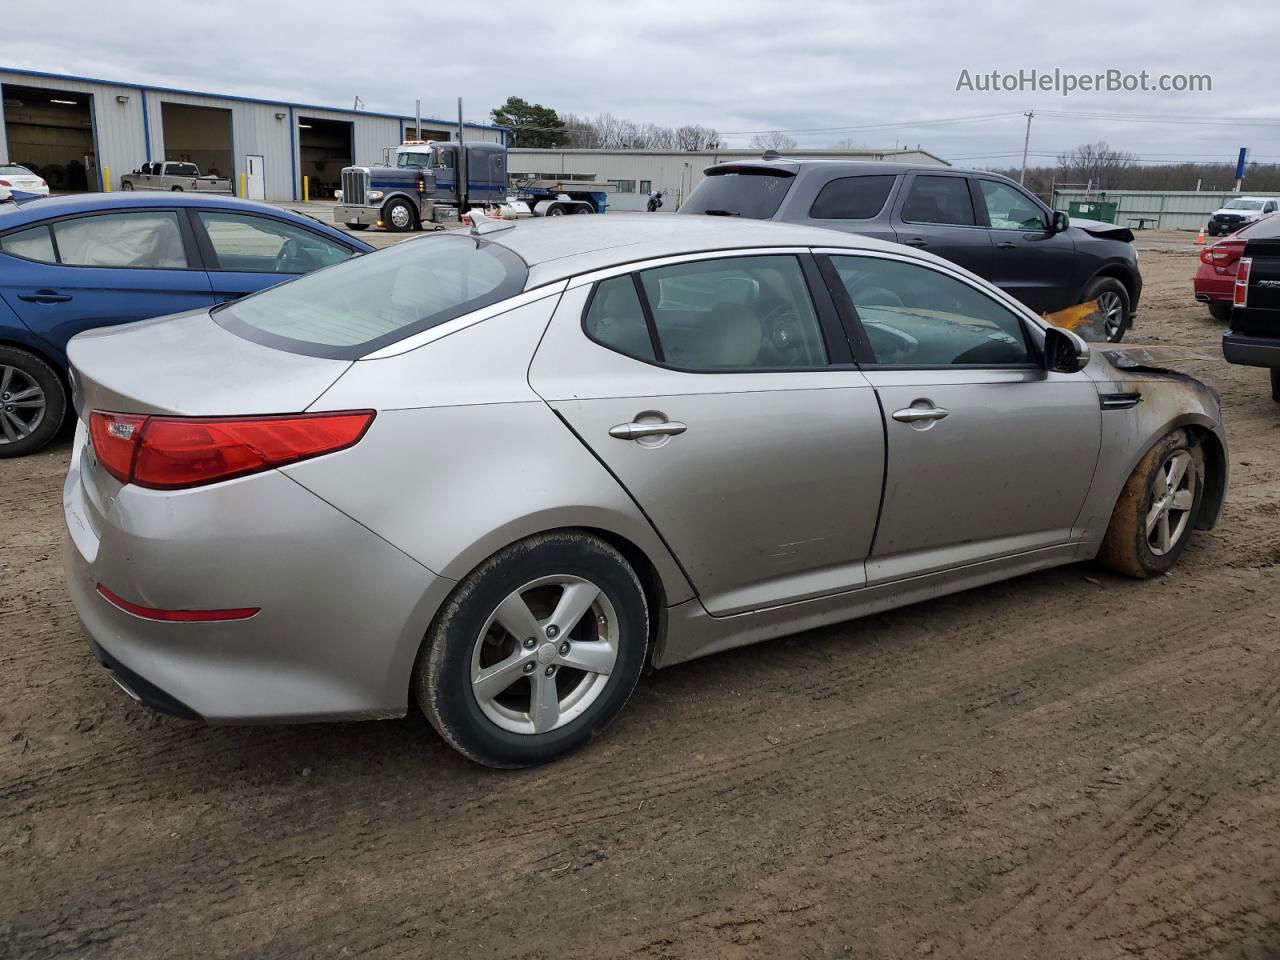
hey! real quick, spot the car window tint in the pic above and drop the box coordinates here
[831,255,1032,366]
[583,275,655,361]
[901,176,975,226]
[52,212,189,268]
[0,225,57,263]
[980,180,1047,230]
[809,175,896,220]
[198,211,354,274]
[680,170,796,219]
[637,255,827,369]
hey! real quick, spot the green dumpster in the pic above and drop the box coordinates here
[1066,200,1118,224]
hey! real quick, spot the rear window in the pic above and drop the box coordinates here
[214,233,528,359]
[1240,214,1280,239]
[681,169,796,219]
[809,175,897,220]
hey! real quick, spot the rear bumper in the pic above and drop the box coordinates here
[1193,267,1233,302]
[334,204,381,226]
[63,424,454,722]
[1222,331,1280,369]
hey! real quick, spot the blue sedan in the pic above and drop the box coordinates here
[0,192,373,456]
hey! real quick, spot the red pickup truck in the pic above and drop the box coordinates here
[1195,214,1280,320]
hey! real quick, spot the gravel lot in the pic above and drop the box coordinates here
[2,230,1278,959]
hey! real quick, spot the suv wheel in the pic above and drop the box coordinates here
[1082,277,1131,342]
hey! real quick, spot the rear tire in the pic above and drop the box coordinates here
[574,205,592,214]
[414,531,649,768]
[1097,429,1204,578]
[1208,301,1232,323]
[546,204,566,216]
[170,186,183,192]
[1081,276,1131,342]
[1270,368,1280,403]
[0,346,65,458]
[383,198,416,232]
[120,181,134,191]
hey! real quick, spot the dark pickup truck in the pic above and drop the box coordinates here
[1223,238,1280,401]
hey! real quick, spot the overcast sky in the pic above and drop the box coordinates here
[5,0,1278,169]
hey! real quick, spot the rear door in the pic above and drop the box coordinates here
[0,209,213,353]
[975,177,1077,313]
[529,250,886,616]
[188,209,359,302]
[889,171,993,277]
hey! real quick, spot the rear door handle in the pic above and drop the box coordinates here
[904,238,928,248]
[609,421,687,440]
[891,406,949,423]
[17,290,72,304]
[995,241,1017,249]
[217,292,248,302]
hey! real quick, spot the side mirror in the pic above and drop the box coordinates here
[1051,211,1070,233]
[1044,325,1090,374]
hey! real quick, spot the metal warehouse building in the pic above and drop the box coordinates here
[0,67,505,202]
[509,147,949,211]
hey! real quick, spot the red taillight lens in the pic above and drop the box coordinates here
[89,410,374,489]
[0,179,11,187]
[1201,240,1245,268]
[1234,257,1252,307]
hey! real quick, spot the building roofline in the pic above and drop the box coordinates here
[0,65,510,132]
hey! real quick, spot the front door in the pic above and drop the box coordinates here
[821,250,1101,583]
[529,253,886,616]
[975,177,1077,313]
[246,155,266,200]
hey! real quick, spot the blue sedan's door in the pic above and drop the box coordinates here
[0,211,214,355]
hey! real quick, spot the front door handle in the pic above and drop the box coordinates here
[608,420,688,440]
[891,406,949,423]
[904,238,928,248]
[995,240,1017,249]
[17,290,72,304]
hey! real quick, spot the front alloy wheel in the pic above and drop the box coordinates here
[1146,449,1198,556]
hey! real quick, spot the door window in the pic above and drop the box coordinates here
[583,276,656,361]
[979,180,1048,230]
[52,212,190,268]
[900,175,976,226]
[809,175,896,220]
[0,225,58,263]
[197,212,354,274]
[830,255,1033,366]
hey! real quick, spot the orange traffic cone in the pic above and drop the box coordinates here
[1196,225,1206,245]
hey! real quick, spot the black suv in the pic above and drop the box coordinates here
[679,158,1143,341]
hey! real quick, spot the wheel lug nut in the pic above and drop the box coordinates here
[545,625,559,639]
[558,641,570,655]
[523,637,536,649]
[544,665,556,676]
[523,662,535,674]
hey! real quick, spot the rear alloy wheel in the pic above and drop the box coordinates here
[415,532,648,767]
[0,346,65,458]
[1082,277,1132,342]
[383,199,416,232]
[1098,429,1204,578]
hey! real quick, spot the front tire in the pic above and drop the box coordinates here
[383,198,416,232]
[0,346,66,458]
[1082,276,1132,342]
[415,531,649,768]
[1097,430,1204,578]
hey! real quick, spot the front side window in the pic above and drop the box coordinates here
[809,175,896,220]
[198,212,354,274]
[0,224,57,263]
[215,233,527,358]
[52,212,189,269]
[583,255,828,370]
[979,180,1047,231]
[830,255,1032,366]
[900,175,976,226]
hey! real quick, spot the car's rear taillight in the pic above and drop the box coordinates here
[0,179,10,187]
[1201,239,1246,268]
[1234,257,1252,307]
[88,410,374,489]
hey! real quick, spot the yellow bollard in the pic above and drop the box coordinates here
[239,173,247,198]
[102,167,111,192]
[303,175,309,203]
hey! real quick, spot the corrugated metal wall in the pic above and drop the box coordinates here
[1051,189,1256,230]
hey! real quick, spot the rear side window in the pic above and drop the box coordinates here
[54,212,189,268]
[681,170,796,219]
[809,175,896,220]
[0,224,57,263]
[583,276,656,361]
[215,233,527,359]
[901,176,976,226]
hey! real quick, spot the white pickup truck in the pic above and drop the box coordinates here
[118,161,233,194]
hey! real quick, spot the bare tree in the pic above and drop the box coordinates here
[749,132,798,152]
[675,124,722,150]
[1056,141,1136,190]
[830,138,864,150]
[559,114,720,151]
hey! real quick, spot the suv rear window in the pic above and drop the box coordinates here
[809,175,897,220]
[681,169,796,219]
[213,233,528,359]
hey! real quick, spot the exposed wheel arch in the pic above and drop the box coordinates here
[1083,262,1139,307]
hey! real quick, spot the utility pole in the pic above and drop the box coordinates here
[1019,111,1034,185]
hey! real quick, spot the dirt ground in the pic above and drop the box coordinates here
[2,230,1279,960]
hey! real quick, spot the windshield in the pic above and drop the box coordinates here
[214,234,528,359]
[397,151,433,168]
[681,169,796,219]
[1225,199,1266,210]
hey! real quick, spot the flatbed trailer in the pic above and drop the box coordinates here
[515,179,612,215]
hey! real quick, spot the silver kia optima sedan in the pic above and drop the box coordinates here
[63,215,1227,767]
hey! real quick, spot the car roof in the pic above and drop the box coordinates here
[0,192,372,249]
[478,212,948,287]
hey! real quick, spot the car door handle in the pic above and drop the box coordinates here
[995,241,1017,249]
[218,292,247,302]
[608,420,688,440]
[17,290,72,304]
[891,406,949,423]
[904,238,928,248]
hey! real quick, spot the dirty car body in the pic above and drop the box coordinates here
[61,215,1226,765]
